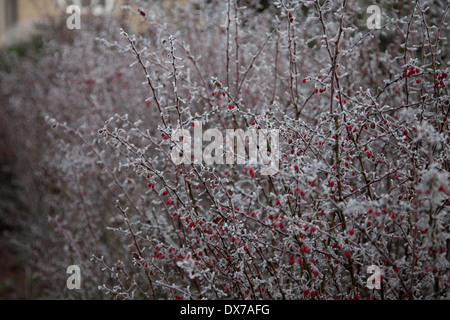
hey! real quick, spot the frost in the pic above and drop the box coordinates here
[0,0,448,301]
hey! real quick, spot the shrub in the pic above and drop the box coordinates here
[0,0,448,300]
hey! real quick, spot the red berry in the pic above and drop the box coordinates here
[138,9,146,17]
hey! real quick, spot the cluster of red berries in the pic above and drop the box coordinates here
[303,290,317,297]
[154,246,166,259]
[314,88,326,94]
[302,78,328,94]
[268,213,285,229]
[402,66,420,79]
[300,244,310,253]
[434,72,447,88]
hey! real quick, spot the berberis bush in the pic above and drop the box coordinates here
[0,0,448,300]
